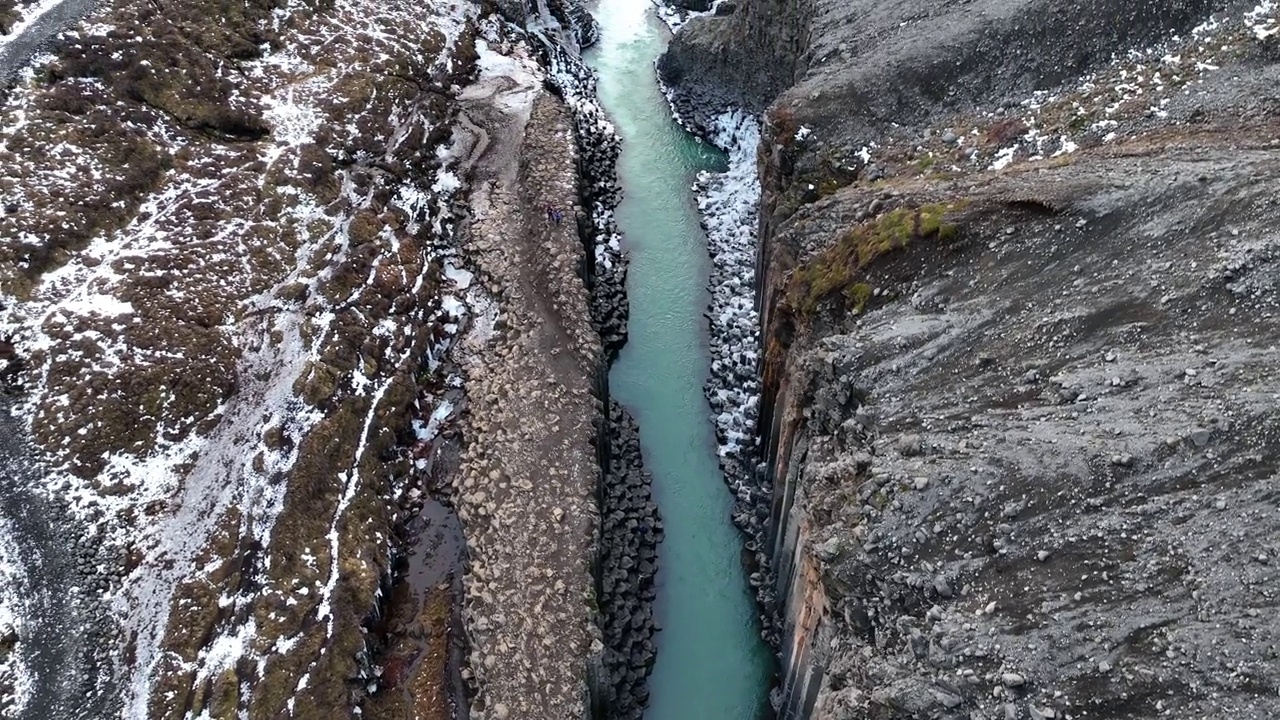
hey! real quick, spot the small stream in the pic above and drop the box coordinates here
[584,3,773,718]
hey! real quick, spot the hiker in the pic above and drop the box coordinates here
[546,204,557,223]
[552,208,563,225]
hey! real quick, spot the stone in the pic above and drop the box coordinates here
[1001,672,1026,687]
[1188,428,1212,447]
[815,536,842,561]
[936,690,964,709]
[934,576,954,598]
[897,433,923,456]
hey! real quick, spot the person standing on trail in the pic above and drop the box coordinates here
[546,204,557,223]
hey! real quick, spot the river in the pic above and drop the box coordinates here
[584,3,774,718]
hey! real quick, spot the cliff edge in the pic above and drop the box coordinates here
[664,1,1280,718]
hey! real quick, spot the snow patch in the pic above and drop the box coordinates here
[0,519,31,718]
[0,0,72,53]
[696,109,764,483]
[989,145,1017,171]
[263,87,322,147]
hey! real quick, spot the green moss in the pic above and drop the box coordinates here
[872,489,889,509]
[786,203,963,319]
[1067,112,1093,132]
[845,282,873,314]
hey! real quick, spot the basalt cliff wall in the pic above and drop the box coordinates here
[664,1,1280,718]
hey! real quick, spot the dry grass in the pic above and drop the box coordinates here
[785,203,963,318]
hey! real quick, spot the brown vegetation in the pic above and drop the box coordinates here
[785,203,963,318]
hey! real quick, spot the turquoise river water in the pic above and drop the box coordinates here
[584,2,774,718]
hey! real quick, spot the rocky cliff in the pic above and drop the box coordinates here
[664,1,1280,718]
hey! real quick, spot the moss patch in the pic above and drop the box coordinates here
[785,203,964,318]
[49,0,279,139]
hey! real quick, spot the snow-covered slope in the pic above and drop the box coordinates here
[0,0,483,714]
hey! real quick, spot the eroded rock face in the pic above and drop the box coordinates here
[663,0,1280,718]
[658,0,810,115]
[765,153,1280,718]
[662,0,1226,134]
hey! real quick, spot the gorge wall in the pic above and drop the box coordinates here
[663,0,1280,718]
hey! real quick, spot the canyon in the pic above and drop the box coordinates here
[1,0,1278,718]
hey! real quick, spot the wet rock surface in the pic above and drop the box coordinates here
[597,400,661,720]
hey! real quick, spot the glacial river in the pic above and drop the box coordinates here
[584,3,774,718]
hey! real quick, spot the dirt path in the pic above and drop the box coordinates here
[0,398,118,720]
[0,0,93,83]
[447,35,606,719]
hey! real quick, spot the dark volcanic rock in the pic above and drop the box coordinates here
[660,0,1280,718]
[662,0,1228,140]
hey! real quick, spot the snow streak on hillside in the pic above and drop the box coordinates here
[0,0,478,713]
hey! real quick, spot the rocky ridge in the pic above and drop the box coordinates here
[439,13,662,720]
[535,22,664,718]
